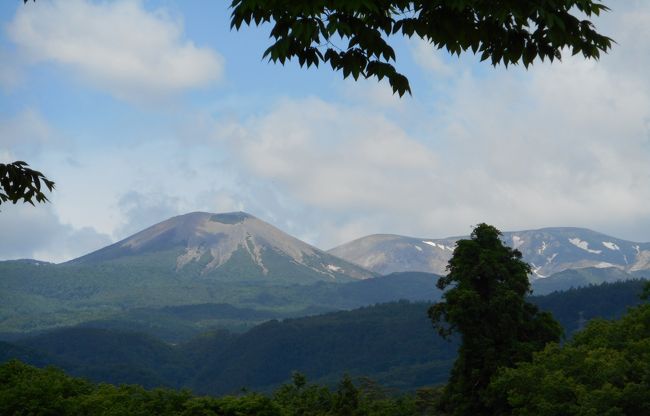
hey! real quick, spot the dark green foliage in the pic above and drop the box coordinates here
[189,301,456,395]
[531,267,638,295]
[429,223,562,415]
[0,341,49,367]
[0,360,93,415]
[0,161,54,206]
[530,279,648,337]
[230,0,613,96]
[16,328,190,389]
[1,302,456,395]
[491,303,650,415]
[2,279,648,396]
[0,361,419,416]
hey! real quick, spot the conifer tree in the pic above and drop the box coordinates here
[429,223,562,415]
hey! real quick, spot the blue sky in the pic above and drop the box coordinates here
[1,0,650,263]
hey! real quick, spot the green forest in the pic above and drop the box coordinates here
[4,300,650,415]
[4,226,650,415]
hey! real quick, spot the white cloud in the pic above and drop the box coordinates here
[0,203,111,263]
[7,0,224,102]
[228,97,440,213]
[213,1,650,247]
[3,1,650,258]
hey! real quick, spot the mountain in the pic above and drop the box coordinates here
[70,211,373,282]
[329,227,650,278]
[530,267,646,295]
[0,211,380,336]
[3,214,648,338]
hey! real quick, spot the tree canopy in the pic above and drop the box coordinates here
[0,161,54,207]
[429,223,562,415]
[230,0,613,96]
[491,302,650,416]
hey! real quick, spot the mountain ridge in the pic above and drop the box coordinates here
[329,227,650,277]
[67,211,374,282]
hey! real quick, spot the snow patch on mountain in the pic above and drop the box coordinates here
[568,238,602,254]
[537,241,548,254]
[422,241,453,251]
[602,241,620,251]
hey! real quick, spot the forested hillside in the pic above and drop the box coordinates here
[5,300,650,415]
[1,279,647,396]
[0,361,422,416]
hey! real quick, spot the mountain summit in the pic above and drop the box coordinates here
[329,227,650,278]
[71,212,374,282]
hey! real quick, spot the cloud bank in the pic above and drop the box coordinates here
[7,0,224,101]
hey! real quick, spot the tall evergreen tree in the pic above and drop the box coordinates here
[429,223,561,415]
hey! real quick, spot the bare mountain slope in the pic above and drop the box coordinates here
[329,228,650,278]
[70,212,374,282]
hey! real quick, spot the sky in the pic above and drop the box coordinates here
[1,0,650,263]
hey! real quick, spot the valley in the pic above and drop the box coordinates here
[1,279,647,395]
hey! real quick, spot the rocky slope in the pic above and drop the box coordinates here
[70,211,374,282]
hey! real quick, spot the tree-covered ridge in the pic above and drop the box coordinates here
[1,279,648,396]
[0,360,422,416]
[5,297,650,415]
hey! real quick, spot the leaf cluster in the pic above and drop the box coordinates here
[230,0,613,96]
[0,161,55,207]
[491,303,650,415]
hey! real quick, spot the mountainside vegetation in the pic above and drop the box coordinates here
[4,287,650,415]
[0,360,422,416]
[0,265,440,338]
[1,278,647,397]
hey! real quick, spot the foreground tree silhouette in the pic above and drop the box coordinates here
[230,0,613,96]
[429,223,562,415]
[0,161,54,207]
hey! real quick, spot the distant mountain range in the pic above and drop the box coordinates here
[1,211,649,338]
[329,227,650,278]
